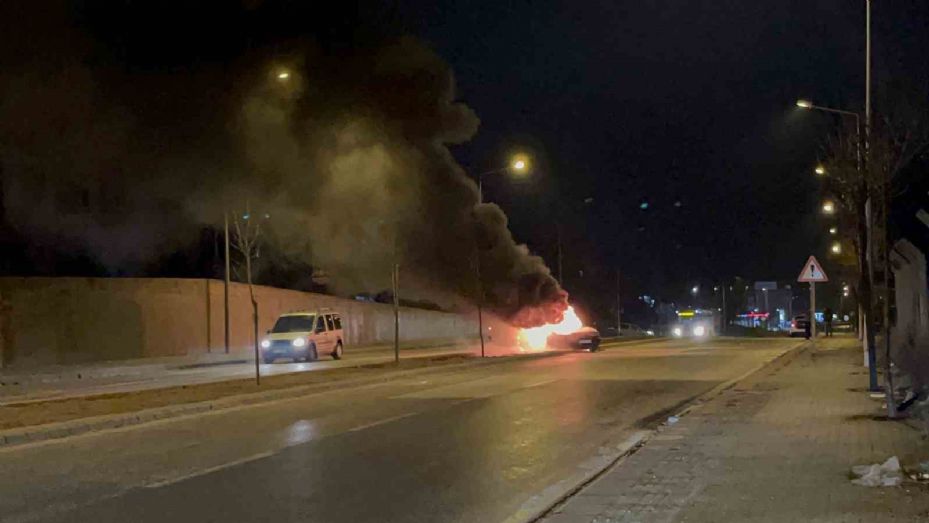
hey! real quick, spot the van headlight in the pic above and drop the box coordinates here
[672,327,683,337]
[693,325,706,337]
[260,339,271,349]
[292,338,307,348]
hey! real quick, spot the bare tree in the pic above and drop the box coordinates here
[231,202,266,385]
[822,120,877,380]
[824,83,929,415]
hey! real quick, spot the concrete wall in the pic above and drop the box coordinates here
[0,277,476,367]
[890,240,929,387]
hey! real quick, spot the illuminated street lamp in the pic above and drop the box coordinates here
[815,165,826,175]
[797,96,879,391]
[829,226,838,235]
[831,241,842,254]
[821,200,836,215]
[691,285,699,296]
[477,153,531,202]
[475,153,532,357]
[276,70,291,80]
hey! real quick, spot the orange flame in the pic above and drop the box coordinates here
[520,306,583,350]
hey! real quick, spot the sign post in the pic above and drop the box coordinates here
[797,256,829,342]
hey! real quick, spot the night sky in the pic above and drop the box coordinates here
[2,1,928,322]
[399,1,929,302]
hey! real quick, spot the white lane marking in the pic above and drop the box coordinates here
[346,395,483,433]
[527,378,558,388]
[346,411,424,432]
[142,450,275,489]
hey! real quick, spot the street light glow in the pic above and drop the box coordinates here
[509,154,530,174]
[822,201,835,214]
[815,165,825,175]
[691,285,699,296]
[796,99,812,109]
[829,226,837,235]
[831,241,842,254]
[277,70,291,80]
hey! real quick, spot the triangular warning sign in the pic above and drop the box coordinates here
[797,255,828,282]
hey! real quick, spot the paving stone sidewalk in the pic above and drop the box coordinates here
[545,337,929,522]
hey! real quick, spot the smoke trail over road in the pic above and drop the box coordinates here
[0,2,567,325]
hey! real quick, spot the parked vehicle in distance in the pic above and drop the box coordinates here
[547,326,602,351]
[789,314,810,338]
[260,309,344,363]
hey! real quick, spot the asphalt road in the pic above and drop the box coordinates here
[0,337,797,523]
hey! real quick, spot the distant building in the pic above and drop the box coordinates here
[744,281,797,330]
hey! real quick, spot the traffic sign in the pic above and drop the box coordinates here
[797,255,828,283]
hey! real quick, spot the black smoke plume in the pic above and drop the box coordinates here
[0,1,567,325]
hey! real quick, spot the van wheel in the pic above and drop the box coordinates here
[332,342,343,360]
[309,344,318,362]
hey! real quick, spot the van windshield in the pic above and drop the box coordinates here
[271,315,316,333]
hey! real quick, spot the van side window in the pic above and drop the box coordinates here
[316,316,327,332]
[333,315,342,330]
[325,315,335,331]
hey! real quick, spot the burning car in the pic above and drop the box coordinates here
[546,326,601,351]
[518,306,601,351]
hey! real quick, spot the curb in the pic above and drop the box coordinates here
[0,349,567,449]
[521,339,810,523]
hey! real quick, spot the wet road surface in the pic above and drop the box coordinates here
[0,338,797,523]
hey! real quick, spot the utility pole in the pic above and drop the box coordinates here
[615,268,621,335]
[864,0,879,392]
[866,0,895,417]
[810,282,817,342]
[476,182,486,358]
[392,262,400,364]
[224,211,231,354]
[721,283,727,335]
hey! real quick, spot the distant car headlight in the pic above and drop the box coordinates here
[672,327,683,337]
[292,338,307,348]
[260,339,271,349]
[646,330,655,336]
[693,325,706,337]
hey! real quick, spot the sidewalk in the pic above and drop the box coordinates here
[545,337,929,522]
[0,337,478,403]
[0,336,475,383]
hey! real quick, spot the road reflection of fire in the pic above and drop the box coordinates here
[520,306,583,349]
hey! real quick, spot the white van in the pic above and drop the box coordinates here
[260,309,344,363]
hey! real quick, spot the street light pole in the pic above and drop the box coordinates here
[557,224,563,284]
[392,262,400,364]
[473,156,529,357]
[615,268,621,336]
[721,283,727,335]
[476,172,487,359]
[223,210,231,355]
[796,99,877,390]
